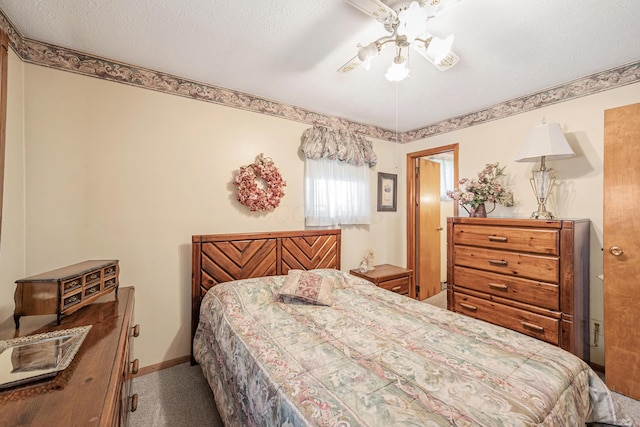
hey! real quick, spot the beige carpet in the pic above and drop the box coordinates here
[131,290,640,426]
[423,289,447,309]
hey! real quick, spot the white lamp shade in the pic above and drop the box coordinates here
[514,122,575,162]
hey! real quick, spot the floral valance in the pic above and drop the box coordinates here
[301,126,378,167]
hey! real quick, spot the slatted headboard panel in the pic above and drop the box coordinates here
[191,229,341,354]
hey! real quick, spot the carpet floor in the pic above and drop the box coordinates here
[130,291,640,426]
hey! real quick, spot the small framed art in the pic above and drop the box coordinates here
[377,172,397,212]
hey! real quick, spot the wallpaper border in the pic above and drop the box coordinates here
[1,8,639,143]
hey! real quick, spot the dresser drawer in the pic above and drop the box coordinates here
[62,276,82,294]
[104,264,118,277]
[84,283,101,297]
[84,269,102,285]
[454,246,559,283]
[454,293,560,345]
[63,292,82,309]
[379,277,410,295]
[104,276,118,290]
[453,225,559,256]
[453,266,559,310]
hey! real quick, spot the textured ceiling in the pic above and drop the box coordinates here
[1,0,640,133]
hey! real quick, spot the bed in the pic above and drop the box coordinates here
[191,230,635,426]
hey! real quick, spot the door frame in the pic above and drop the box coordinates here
[406,144,459,299]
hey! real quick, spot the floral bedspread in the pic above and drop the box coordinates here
[193,269,636,427]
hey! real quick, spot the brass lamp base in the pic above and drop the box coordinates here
[530,210,554,220]
[530,202,553,219]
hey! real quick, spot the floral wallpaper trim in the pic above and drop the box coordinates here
[401,62,640,143]
[1,8,639,144]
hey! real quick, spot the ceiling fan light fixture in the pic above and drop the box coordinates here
[425,34,455,63]
[358,42,380,70]
[385,55,410,81]
[397,1,428,42]
[358,42,379,62]
[342,0,463,78]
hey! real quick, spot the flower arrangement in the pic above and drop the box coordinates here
[446,162,514,216]
[233,154,286,212]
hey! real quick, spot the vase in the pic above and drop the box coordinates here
[470,203,487,218]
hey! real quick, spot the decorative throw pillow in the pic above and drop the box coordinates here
[279,270,334,306]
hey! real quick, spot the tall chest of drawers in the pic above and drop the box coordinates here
[447,217,590,361]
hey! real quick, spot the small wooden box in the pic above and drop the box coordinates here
[14,260,119,328]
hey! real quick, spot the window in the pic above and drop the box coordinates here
[430,157,454,200]
[304,158,370,226]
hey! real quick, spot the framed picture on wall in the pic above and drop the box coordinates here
[377,172,397,212]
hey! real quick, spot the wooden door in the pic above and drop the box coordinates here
[416,159,441,300]
[603,102,640,399]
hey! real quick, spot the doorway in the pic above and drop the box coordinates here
[406,144,459,300]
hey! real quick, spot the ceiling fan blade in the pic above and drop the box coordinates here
[338,55,362,73]
[345,0,395,21]
[423,0,464,20]
[431,51,460,71]
[412,42,460,71]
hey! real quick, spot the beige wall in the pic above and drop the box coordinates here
[7,63,404,367]
[402,82,640,364]
[0,49,25,325]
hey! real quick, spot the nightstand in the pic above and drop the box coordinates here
[349,264,412,296]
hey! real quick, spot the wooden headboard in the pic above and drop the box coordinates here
[191,229,341,352]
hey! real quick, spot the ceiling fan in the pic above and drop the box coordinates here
[339,0,463,81]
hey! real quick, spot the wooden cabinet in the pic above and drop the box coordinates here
[447,217,590,361]
[350,264,412,296]
[14,260,119,327]
[0,287,138,426]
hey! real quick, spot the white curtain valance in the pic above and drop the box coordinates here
[301,126,378,167]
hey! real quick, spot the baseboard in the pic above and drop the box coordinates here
[590,362,605,374]
[135,355,191,377]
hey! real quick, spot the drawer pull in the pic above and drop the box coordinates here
[488,235,508,242]
[460,303,477,311]
[488,283,508,291]
[131,393,139,412]
[131,359,139,375]
[391,286,402,291]
[521,321,544,332]
[488,259,508,266]
[132,324,140,338]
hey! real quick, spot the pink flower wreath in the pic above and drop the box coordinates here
[233,154,286,211]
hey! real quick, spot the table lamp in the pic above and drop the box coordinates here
[514,122,575,219]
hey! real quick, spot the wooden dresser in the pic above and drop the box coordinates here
[447,217,590,361]
[0,287,139,426]
[350,264,412,296]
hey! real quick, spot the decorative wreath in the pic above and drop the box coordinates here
[233,154,286,212]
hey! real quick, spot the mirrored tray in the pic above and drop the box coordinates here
[0,325,92,390]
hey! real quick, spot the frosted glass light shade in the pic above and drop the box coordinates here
[398,1,428,42]
[426,34,455,64]
[385,61,410,81]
